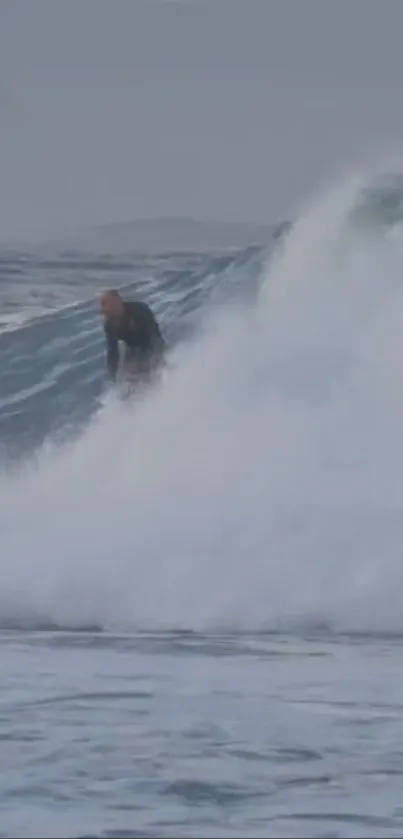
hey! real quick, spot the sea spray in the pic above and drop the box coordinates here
[2,167,403,633]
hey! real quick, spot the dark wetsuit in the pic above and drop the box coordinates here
[104,300,165,382]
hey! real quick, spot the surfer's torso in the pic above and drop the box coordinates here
[104,300,165,380]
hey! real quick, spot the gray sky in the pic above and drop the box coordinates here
[1,0,403,242]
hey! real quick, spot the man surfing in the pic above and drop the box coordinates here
[100,289,165,388]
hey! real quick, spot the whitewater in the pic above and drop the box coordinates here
[2,167,403,837]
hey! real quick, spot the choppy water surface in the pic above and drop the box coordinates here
[3,631,403,839]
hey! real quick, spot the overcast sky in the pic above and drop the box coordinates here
[1,0,403,242]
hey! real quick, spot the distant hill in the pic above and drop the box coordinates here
[0,217,292,256]
[57,217,279,254]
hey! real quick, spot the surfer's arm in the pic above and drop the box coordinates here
[104,325,119,381]
[150,321,165,360]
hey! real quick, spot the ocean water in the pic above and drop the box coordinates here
[2,167,403,837]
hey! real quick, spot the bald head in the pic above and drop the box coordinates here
[100,289,124,321]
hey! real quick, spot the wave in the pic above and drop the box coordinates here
[2,165,403,635]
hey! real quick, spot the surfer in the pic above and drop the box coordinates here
[100,289,165,385]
